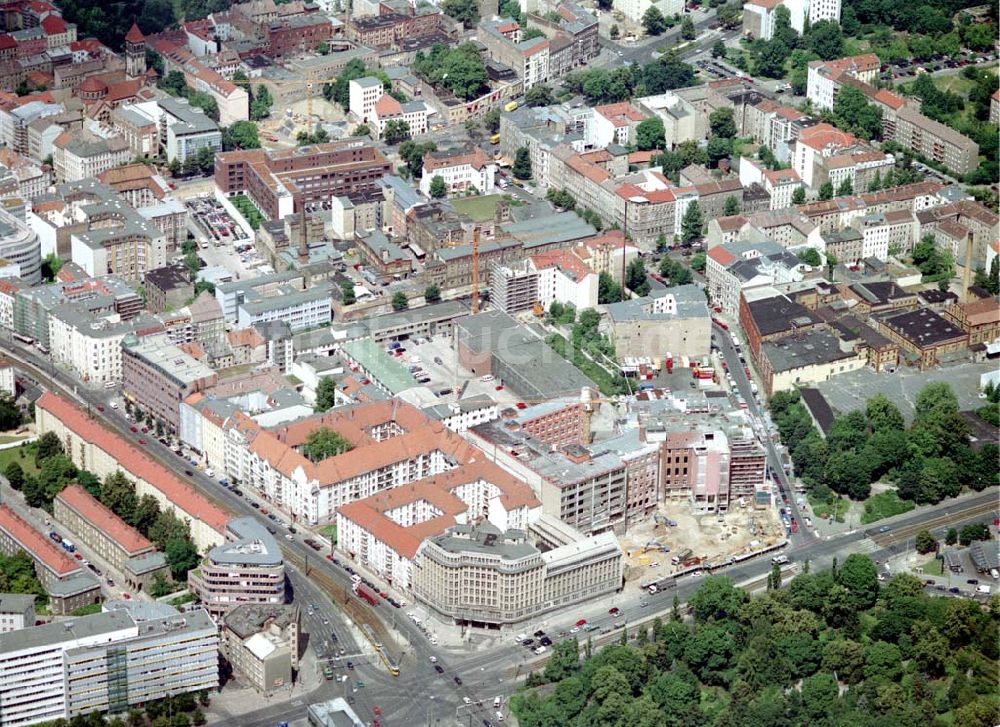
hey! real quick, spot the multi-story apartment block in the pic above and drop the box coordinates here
[348,77,383,122]
[529,2,599,80]
[603,286,712,360]
[369,95,431,139]
[782,0,841,33]
[214,141,392,221]
[916,200,1000,269]
[0,607,218,727]
[706,239,804,316]
[412,519,621,627]
[188,518,285,617]
[807,55,979,175]
[614,0,683,24]
[235,283,332,332]
[0,595,34,634]
[122,334,219,432]
[0,505,100,616]
[51,130,130,183]
[152,98,223,163]
[221,604,299,695]
[943,297,1000,348]
[855,209,917,259]
[796,180,946,233]
[335,461,539,589]
[478,18,550,89]
[420,148,497,198]
[47,307,158,386]
[224,399,506,525]
[53,485,154,576]
[36,392,230,551]
[590,102,646,147]
[636,91,708,150]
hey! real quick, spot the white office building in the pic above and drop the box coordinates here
[348,77,383,123]
[0,607,218,727]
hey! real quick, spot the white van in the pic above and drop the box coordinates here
[496,712,505,722]
[480,374,495,382]
[976,584,992,595]
[771,555,789,565]
[494,697,502,709]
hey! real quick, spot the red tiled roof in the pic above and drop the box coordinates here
[594,102,645,126]
[40,15,66,34]
[37,392,230,533]
[56,484,153,555]
[0,35,16,50]
[745,0,781,8]
[763,168,801,186]
[0,504,80,576]
[373,94,402,117]
[125,22,144,43]
[424,146,492,173]
[336,461,538,559]
[708,246,736,266]
[872,88,906,110]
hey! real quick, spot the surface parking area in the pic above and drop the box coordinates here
[187,196,252,246]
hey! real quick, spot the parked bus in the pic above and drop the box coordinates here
[11,333,32,345]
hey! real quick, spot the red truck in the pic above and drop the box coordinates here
[355,585,379,607]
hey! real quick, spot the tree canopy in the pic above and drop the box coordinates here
[302,427,354,463]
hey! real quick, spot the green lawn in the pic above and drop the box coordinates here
[861,490,916,525]
[451,194,504,222]
[320,523,337,543]
[229,195,263,230]
[0,445,40,476]
[919,557,944,576]
[0,434,29,445]
[808,493,849,523]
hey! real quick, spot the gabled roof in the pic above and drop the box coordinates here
[125,23,145,43]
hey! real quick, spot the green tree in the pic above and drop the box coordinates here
[709,108,737,139]
[424,284,441,303]
[792,186,806,204]
[483,108,501,133]
[250,85,272,121]
[391,292,409,311]
[625,258,650,297]
[4,461,24,490]
[914,529,937,554]
[429,175,447,199]
[680,201,703,243]
[833,86,883,140]
[525,84,554,107]
[807,20,844,60]
[441,0,479,25]
[635,117,666,151]
[352,124,370,137]
[723,196,740,216]
[609,24,620,40]
[513,147,532,180]
[680,15,696,40]
[598,271,623,304]
[314,377,338,412]
[302,427,354,462]
[40,252,62,282]
[797,248,822,266]
[838,553,879,610]
[825,251,837,281]
[222,121,260,151]
[836,178,853,196]
[712,39,727,59]
[101,471,138,524]
[642,6,668,35]
[690,576,747,623]
[35,431,63,466]
[382,119,410,145]
[818,181,834,200]
[340,280,356,306]
[690,251,706,273]
[165,537,199,580]
[544,638,579,682]
[866,394,904,432]
[132,494,161,535]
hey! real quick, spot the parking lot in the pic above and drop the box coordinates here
[186,196,252,247]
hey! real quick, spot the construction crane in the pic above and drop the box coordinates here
[233,77,343,137]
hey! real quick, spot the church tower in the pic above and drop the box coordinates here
[125,23,146,81]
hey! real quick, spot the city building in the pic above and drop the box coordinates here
[759,327,866,395]
[738,287,824,365]
[603,286,711,360]
[0,505,100,616]
[35,392,229,550]
[121,333,219,432]
[614,0,683,25]
[943,297,1000,347]
[590,102,646,147]
[348,77,383,123]
[235,283,332,332]
[0,206,40,285]
[188,517,285,617]
[706,239,805,316]
[0,607,218,727]
[221,604,299,695]
[420,148,497,198]
[873,307,968,369]
[53,485,155,576]
[307,698,365,727]
[51,130,130,183]
[144,263,193,313]
[47,307,159,386]
[335,461,539,589]
[412,519,622,627]
[0,594,34,634]
[369,95,431,139]
[151,98,223,163]
[214,140,392,221]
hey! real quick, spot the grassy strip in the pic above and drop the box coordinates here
[861,490,916,525]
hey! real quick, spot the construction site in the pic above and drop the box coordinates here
[620,501,786,584]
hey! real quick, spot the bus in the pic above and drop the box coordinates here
[362,624,382,651]
[379,649,400,676]
[11,333,32,345]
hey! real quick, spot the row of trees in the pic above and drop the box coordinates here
[514,556,1000,727]
[562,53,695,106]
[5,434,200,581]
[413,43,489,102]
[771,383,998,505]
